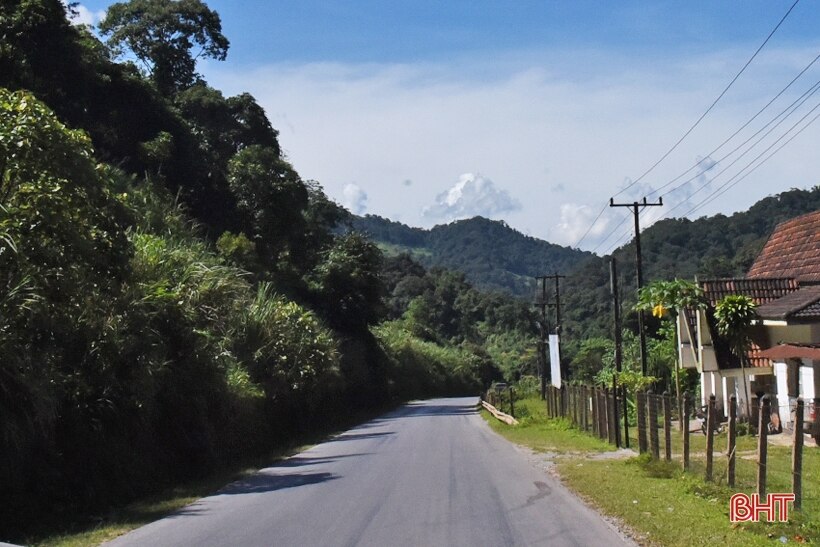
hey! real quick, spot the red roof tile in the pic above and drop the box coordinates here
[700,277,799,306]
[756,286,820,320]
[747,210,820,283]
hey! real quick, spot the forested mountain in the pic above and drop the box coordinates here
[0,1,530,538]
[354,187,820,348]
[352,215,593,296]
[560,186,820,343]
[2,1,819,541]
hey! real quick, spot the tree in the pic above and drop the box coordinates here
[99,0,229,95]
[714,294,757,418]
[636,279,704,400]
[226,145,308,274]
[310,233,385,332]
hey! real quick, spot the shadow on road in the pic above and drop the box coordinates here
[332,431,395,442]
[217,471,337,496]
[275,453,371,467]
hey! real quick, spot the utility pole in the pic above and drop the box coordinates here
[538,273,566,382]
[609,197,662,376]
[538,273,565,334]
[534,276,550,399]
[611,258,628,447]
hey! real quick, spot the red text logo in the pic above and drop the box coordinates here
[730,493,795,523]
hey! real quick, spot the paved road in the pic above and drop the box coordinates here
[107,398,631,546]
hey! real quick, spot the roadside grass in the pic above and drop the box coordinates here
[23,404,398,547]
[483,395,820,546]
[482,397,611,453]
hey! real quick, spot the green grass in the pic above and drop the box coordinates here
[483,395,820,546]
[482,397,611,454]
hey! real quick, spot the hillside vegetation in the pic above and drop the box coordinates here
[0,1,535,540]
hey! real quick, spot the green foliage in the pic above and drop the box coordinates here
[635,278,705,319]
[309,232,386,331]
[227,145,308,272]
[100,0,229,95]
[714,294,757,353]
[374,321,483,399]
[236,283,340,414]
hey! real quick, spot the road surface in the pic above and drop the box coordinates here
[107,397,631,546]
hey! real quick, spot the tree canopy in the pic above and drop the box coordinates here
[100,0,229,95]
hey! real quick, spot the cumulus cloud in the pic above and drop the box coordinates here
[62,1,106,26]
[343,183,368,214]
[422,173,521,221]
[203,46,820,252]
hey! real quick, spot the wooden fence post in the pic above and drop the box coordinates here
[613,378,621,449]
[728,394,737,487]
[606,389,618,446]
[591,387,599,436]
[637,390,647,454]
[509,387,515,418]
[600,389,609,441]
[757,395,770,497]
[663,391,672,461]
[648,392,660,459]
[706,394,716,482]
[683,392,690,471]
[793,398,804,510]
[622,385,630,448]
[581,387,587,429]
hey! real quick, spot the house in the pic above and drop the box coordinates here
[678,210,820,431]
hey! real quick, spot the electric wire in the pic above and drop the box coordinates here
[659,76,820,200]
[610,0,801,200]
[571,0,801,252]
[678,105,820,219]
[646,51,820,199]
[663,86,820,218]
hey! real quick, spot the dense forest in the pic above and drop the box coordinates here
[2,0,819,540]
[352,214,592,296]
[0,0,537,537]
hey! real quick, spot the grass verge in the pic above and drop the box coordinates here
[483,395,820,546]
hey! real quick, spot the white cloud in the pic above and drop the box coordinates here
[342,183,368,214]
[62,1,106,27]
[422,173,521,221]
[202,46,820,253]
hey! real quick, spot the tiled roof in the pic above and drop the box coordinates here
[699,277,799,306]
[756,286,820,320]
[697,277,801,370]
[747,210,820,283]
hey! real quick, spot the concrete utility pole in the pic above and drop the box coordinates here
[537,273,566,381]
[534,276,550,399]
[610,258,628,447]
[609,197,662,376]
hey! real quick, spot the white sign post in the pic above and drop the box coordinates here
[549,334,561,388]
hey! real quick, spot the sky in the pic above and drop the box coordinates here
[69,1,820,254]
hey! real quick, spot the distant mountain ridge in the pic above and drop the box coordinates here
[351,215,593,296]
[353,186,820,341]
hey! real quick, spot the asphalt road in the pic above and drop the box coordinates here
[106,397,631,547]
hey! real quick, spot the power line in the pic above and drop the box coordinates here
[571,0,801,252]
[658,75,820,203]
[679,105,820,219]
[611,0,801,200]
[571,203,609,249]
[662,90,820,220]
[646,51,820,199]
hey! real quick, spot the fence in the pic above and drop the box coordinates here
[541,384,812,509]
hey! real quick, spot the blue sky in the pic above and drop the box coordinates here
[71,1,820,253]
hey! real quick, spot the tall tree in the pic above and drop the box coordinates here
[99,0,229,95]
[714,294,757,418]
